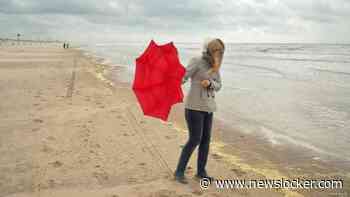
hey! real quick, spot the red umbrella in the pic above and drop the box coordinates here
[132,40,186,121]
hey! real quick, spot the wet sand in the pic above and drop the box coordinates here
[102,60,350,196]
[0,45,348,197]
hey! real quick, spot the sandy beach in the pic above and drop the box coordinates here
[0,45,348,197]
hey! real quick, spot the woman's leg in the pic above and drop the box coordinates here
[175,109,204,176]
[197,112,213,176]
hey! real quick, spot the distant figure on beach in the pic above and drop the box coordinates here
[174,38,225,184]
[62,43,70,49]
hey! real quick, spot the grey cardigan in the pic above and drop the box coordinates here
[182,56,222,112]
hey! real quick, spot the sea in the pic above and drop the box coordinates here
[80,42,350,163]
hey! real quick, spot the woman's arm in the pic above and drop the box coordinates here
[182,58,199,84]
[208,73,222,92]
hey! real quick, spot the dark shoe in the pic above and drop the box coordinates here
[195,172,215,182]
[174,173,188,184]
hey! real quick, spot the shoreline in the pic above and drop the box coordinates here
[78,45,350,162]
[81,47,350,191]
[83,47,350,162]
[0,45,348,197]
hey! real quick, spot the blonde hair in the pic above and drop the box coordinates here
[202,38,225,67]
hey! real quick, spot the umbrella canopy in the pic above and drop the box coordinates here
[132,40,186,121]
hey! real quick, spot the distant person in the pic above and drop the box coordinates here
[174,38,225,184]
[67,43,69,48]
[63,43,66,49]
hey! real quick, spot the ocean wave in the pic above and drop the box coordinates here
[233,63,286,77]
[257,47,305,53]
[311,68,350,76]
[229,54,350,64]
[218,112,350,161]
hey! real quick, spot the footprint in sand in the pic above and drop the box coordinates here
[191,190,203,196]
[48,179,56,188]
[230,168,247,177]
[50,161,63,168]
[94,143,101,148]
[32,128,40,132]
[127,177,137,183]
[41,144,54,153]
[33,119,44,123]
[148,189,179,197]
[165,136,172,140]
[47,136,56,141]
[93,171,109,183]
[211,153,223,160]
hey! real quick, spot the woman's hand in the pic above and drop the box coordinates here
[201,80,210,88]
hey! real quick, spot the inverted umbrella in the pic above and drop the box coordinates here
[132,40,186,121]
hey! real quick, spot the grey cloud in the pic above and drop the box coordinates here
[0,0,126,15]
[284,0,350,23]
[0,0,349,43]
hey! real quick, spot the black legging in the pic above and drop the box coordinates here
[175,108,213,176]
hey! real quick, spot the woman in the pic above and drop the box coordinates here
[174,38,225,184]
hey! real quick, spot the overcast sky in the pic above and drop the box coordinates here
[1,0,350,43]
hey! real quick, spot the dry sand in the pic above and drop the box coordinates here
[0,46,347,197]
